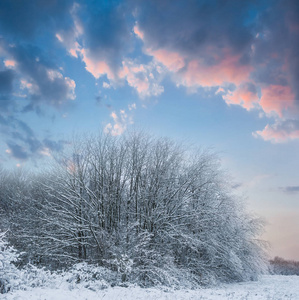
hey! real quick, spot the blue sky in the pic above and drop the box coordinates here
[0,0,298,260]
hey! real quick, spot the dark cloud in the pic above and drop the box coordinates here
[280,186,299,194]
[0,0,74,41]
[54,1,133,79]
[16,119,35,136]
[231,183,243,189]
[133,1,298,84]
[0,69,15,99]
[0,42,76,114]
[26,137,42,153]
[43,138,68,152]
[0,114,68,162]
[6,44,76,110]
[0,0,76,110]
[133,0,299,136]
[252,0,299,101]
[80,1,131,70]
[0,0,75,164]
[6,142,29,160]
[134,0,258,58]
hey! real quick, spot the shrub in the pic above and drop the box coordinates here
[0,231,20,293]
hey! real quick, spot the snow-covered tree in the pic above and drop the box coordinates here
[1,131,268,286]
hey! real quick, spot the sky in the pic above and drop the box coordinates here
[0,0,298,260]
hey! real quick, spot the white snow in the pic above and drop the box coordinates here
[3,275,299,300]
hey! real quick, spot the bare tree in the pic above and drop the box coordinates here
[2,131,268,285]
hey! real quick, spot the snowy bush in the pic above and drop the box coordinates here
[1,132,269,287]
[106,255,133,284]
[18,264,60,289]
[270,257,299,275]
[62,263,115,290]
[0,231,20,293]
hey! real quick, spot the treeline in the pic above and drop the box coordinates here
[0,132,268,286]
[270,257,299,276]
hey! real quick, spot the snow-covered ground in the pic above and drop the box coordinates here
[3,275,299,300]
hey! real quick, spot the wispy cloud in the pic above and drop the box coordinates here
[104,104,136,136]
[280,186,299,194]
[0,114,68,162]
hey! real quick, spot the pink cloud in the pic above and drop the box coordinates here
[146,47,251,89]
[253,119,299,143]
[4,60,16,68]
[148,49,185,72]
[119,59,164,98]
[119,62,149,94]
[133,25,144,40]
[79,49,115,80]
[20,79,38,94]
[55,33,64,43]
[181,55,252,88]
[223,84,259,110]
[259,85,295,117]
[68,42,81,58]
[56,27,115,79]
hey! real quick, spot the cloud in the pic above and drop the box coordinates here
[259,85,295,117]
[79,48,115,80]
[223,82,259,110]
[39,147,51,157]
[119,59,164,98]
[133,0,299,142]
[104,108,134,136]
[3,60,16,68]
[0,114,68,162]
[253,119,299,143]
[147,48,185,72]
[8,44,76,109]
[252,0,299,98]
[103,82,111,89]
[0,0,73,40]
[1,0,298,145]
[43,138,68,153]
[57,2,131,81]
[0,0,76,111]
[0,0,75,164]
[133,0,256,93]
[128,103,136,111]
[6,142,29,160]
[57,3,165,98]
[280,186,299,194]
[0,69,15,98]
[178,53,252,88]
[133,25,144,40]
[231,183,243,189]
[134,0,255,56]
[0,44,76,116]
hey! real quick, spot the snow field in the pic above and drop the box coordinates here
[3,275,299,300]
